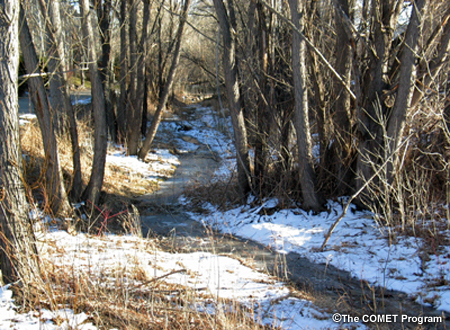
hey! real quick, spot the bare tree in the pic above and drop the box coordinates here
[139,0,191,160]
[330,0,355,195]
[125,0,141,155]
[127,0,153,156]
[288,0,321,211]
[37,0,83,201]
[117,0,128,143]
[79,0,108,205]
[213,0,252,197]
[96,0,117,143]
[19,4,72,216]
[0,0,40,285]
[385,0,428,180]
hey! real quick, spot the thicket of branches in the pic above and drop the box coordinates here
[209,0,450,222]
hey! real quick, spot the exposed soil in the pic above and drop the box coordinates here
[137,109,449,330]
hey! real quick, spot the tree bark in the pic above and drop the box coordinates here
[118,0,128,143]
[332,0,355,195]
[0,0,40,285]
[386,0,428,178]
[288,0,321,212]
[97,0,117,143]
[80,0,108,205]
[19,4,72,216]
[355,0,404,203]
[213,0,252,197]
[38,0,83,201]
[125,0,140,155]
[253,2,271,197]
[39,0,66,135]
[139,0,191,160]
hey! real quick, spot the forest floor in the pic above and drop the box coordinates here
[2,98,449,329]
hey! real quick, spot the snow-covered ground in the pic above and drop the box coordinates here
[0,231,365,330]
[187,199,450,313]
[107,148,180,181]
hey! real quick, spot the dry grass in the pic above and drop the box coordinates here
[19,114,158,206]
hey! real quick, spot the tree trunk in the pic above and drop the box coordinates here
[139,0,191,160]
[332,0,355,195]
[80,0,108,206]
[19,4,72,216]
[213,0,252,197]
[126,0,140,155]
[118,0,128,143]
[0,0,40,285]
[253,2,271,197]
[355,0,404,203]
[97,0,117,143]
[38,0,66,135]
[288,0,321,212]
[38,0,83,201]
[386,0,428,179]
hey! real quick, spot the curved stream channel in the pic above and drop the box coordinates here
[137,118,448,330]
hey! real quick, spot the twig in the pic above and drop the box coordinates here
[18,67,89,80]
[133,269,187,289]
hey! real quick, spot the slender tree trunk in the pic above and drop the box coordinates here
[80,0,108,205]
[253,3,270,197]
[332,0,355,195]
[38,0,83,201]
[355,0,404,203]
[19,4,71,216]
[97,0,117,143]
[126,0,140,155]
[0,0,40,285]
[139,0,191,160]
[39,0,66,135]
[386,0,428,179]
[288,0,321,212]
[213,0,252,197]
[118,0,128,143]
